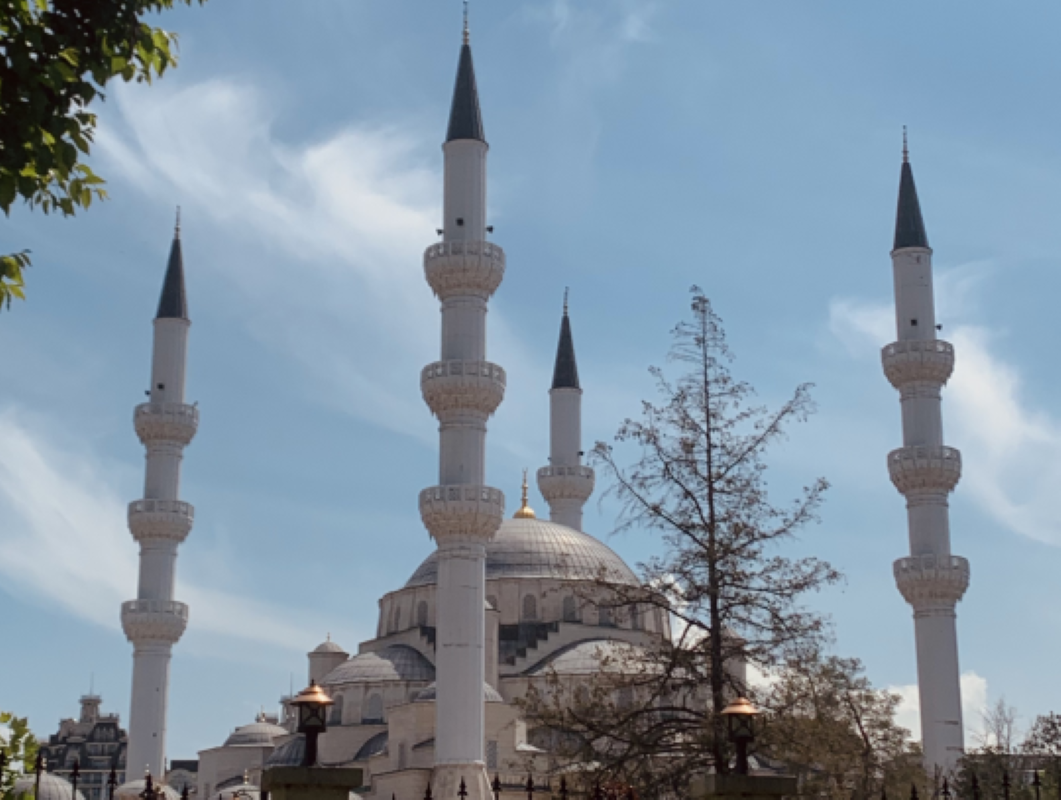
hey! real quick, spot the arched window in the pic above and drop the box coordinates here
[363,693,384,723]
[416,601,428,627]
[630,604,641,630]
[392,604,401,632]
[329,694,344,725]
[562,596,578,623]
[522,594,537,621]
[598,604,613,627]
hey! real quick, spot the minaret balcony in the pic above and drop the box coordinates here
[134,403,199,446]
[537,465,595,503]
[424,240,505,300]
[881,340,954,389]
[120,599,188,644]
[887,445,961,494]
[422,360,506,416]
[128,499,195,543]
[420,484,505,543]
[894,554,970,607]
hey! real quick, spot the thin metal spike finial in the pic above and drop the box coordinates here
[463,0,470,44]
[902,126,909,164]
[493,775,502,800]
[459,778,469,800]
[563,287,569,316]
[525,774,535,800]
[424,783,433,800]
[175,206,181,239]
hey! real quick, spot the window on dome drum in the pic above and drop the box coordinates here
[363,693,384,724]
[330,695,344,726]
[630,604,641,630]
[392,604,401,632]
[416,601,428,627]
[522,594,538,621]
[562,596,578,623]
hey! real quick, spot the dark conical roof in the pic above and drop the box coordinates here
[894,159,929,250]
[551,308,580,390]
[156,229,188,319]
[446,43,485,143]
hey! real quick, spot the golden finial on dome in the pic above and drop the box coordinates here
[514,468,536,519]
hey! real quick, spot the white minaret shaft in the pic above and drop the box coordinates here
[537,296,594,531]
[122,221,197,780]
[883,140,968,775]
[419,30,504,800]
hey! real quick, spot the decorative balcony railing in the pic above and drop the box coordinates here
[421,360,506,416]
[893,554,970,606]
[881,339,955,389]
[424,240,506,300]
[887,445,961,495]
[120,599,189,644]
[419,484,505,542]
[134,402,199,445]
[127,499,195,543]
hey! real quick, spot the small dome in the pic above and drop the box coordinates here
[525,638,649,676]
[354,731,389,761]
[406,518,638,588]
[218,782,260,800]
[312,637,346,654]
[264,735,304,768]
[224,720,289,746]
[14,774,86,800]
[414,682,503,703]
[115,781,181,800]
[320,645,435,687]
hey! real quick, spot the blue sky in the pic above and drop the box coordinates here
[4,0,1061,760]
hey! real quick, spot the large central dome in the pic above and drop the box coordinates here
[405,517,638,588]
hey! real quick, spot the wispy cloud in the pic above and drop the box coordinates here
[0,407,317,652]
[891,671,988,744]
[827,264,1061,545]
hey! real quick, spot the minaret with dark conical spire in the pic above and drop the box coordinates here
[538,291,595,531]
[122,214,198,784]
[882,134,968,775]
[419,15,506,800]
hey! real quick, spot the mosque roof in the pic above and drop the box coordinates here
[405,518,638,588]
[13,774,86,800]
[157,221,188,320]
[446,43,485,143]
[523,638,650,676]
[312,638,346,654]
[551,306,580,390]
[223,720,288,746]
[413,682,503,703]
[264,736,304,768]
[354,731,389,761]
[894,147,929,250]
[320,645,435,687]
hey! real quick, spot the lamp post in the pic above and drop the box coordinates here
[289,681,333,768]
[721,697,759,776]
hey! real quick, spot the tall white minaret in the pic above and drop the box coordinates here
[418,20,505,800]
[121,217,197,781]
[883,135,968,775]
[537,293,594,531]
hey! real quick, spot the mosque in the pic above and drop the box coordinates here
[21,13,972,800]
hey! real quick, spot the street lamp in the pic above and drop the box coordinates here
[721,697,759,776]
[289,681,334,768]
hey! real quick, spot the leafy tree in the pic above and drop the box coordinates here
[520,287,840,796]
[0,711,39,798]
[0,0,206,310]
[757,650,924,800]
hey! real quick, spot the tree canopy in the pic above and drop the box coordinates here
[0,0,205,309]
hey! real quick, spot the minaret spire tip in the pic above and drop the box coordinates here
[563,287,569,316]
[175,206,181,240]
[463,0,470,45]
[902,126,909,164]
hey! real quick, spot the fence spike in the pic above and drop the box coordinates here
[941,779,950,800]
[71,760,81,800]
[1004,771,1012,800]
[559,777,569,800]
[910,784,919,800]
[425,783,434,800]
[493,775,502,800]
[526,775,535,800]
[459,778,469,800]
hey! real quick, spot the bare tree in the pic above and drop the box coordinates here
[521,288,840,793]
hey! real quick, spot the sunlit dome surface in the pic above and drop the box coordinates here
[223,720,288,746]
[321,645,435,686]
[524,638,649,676]
[405,518,638,588]
[14,774,86,800]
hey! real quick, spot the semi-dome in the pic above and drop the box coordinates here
[265,735,305,768]
[405,518,638,588]
[524,638,649,676]
[14,774,86,800]
[320,645,435,687]
[224,720,289,746]
[354,731,389,761]
[413,681,503,703]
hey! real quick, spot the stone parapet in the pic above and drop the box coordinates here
[422,360,506,416]
[420,485,504,543]
[134,403,198,446]
[424,240,505,300]
[894,554,970,606]
[120,599,188,644]
[887,445,961,495]
[128,499,195,543]
[537,465,595,503]
[882,339,955,389]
